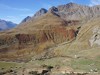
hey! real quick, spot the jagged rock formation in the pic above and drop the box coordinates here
[33,8,48,18]
[20,16,31,24]
[49,6,58,13]
[21,2,100,24]
[32,2,100,21]
[89,26,100,47]
[53,3,100,20]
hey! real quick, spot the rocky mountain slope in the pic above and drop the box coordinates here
[20,2,100,25]
[33,8,48,18]
[0,19,17,31]
[39,16,100,57]
[0,2,100,62]
[55,3,100,20]
[0,12,79,61]
[68,17,100,50]
[24,2,100,23]
[20,16,31,24]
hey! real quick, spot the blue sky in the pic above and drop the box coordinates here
[0,0,100,24]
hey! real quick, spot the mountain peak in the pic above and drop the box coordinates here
[49,6,58,12]
[66,2,78,6]
[33,8,48,18]
[26,16,31,18]
[21,16,31,23]
[40,8,47,11]
[0,19,17,30]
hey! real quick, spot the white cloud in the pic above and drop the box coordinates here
[89,0,100,6]
[0,3,31,11]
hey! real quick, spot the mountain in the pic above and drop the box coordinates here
[20,3,100,24]
[19,8,48,24]
[0,12,79,61]
[20,16,31,24]
[32,2,100,21]
[33,8,48,18]
[0,19,17,31]
[50,2,100,21]
[0,2,100,63]
[0,2,100,74]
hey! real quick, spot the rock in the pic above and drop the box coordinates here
[48,2,100,20]
[33,8,48,18]
[89,27,100,47]
[20,16,31,24]
[48,6,58,13]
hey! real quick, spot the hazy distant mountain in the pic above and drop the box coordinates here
[0,19,17,31]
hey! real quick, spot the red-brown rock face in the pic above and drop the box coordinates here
[0,13,78,61]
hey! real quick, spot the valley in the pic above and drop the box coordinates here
[0,2,100,75]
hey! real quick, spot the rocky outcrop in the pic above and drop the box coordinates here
[68,17,100,50]
[15,34,35,44]
[89,26,100,47]
[20,16,31,24]
[33,8,48,18]
[49,6,58,13]
[41,26,75,43]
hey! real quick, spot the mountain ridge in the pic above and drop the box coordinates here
[21,2,100,24]
[0,2,100,63]
[0,19,17,31]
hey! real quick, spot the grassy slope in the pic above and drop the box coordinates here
[68,17,100,50]
[0,14,100,73]
[0,13,68,61]
[25,17,100,72]
[0,61,24,70]
[24,47,100,73]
